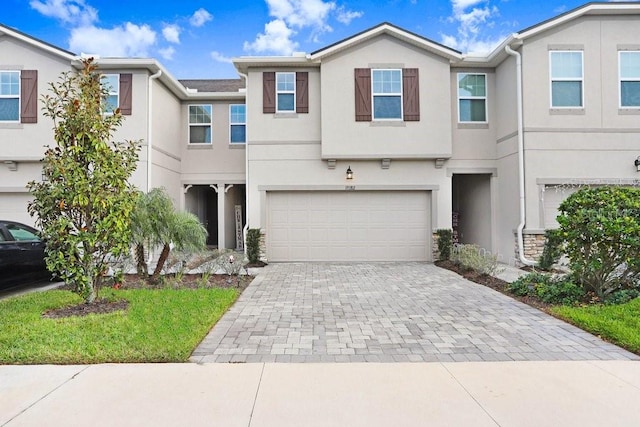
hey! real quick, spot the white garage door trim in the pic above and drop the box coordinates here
[267,190,431,262]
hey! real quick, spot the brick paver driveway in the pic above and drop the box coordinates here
[190,263,639,363]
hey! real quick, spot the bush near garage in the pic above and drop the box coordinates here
[556,186,640,300]
[507,272,585,305]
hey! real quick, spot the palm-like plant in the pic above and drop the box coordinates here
[131,188,207,283]
[150,210,206,283]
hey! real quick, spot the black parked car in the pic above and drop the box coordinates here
[0,220,50,289]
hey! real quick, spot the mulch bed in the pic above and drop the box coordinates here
[43,273,254,319]
[434,259,552,311]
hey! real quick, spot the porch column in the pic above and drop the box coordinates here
[211,184,226,249]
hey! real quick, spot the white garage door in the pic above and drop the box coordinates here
[0,192,35,226]
[267,191,431,261]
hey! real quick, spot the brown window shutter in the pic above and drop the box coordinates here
[354,68,371,121]
[119,73,132,115]
[263,72,276,113]
[296,72,309,113]
[20,70,38,123]
[402,68,420,121]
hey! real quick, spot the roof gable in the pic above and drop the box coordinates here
[309,22,462,62]
[517,2,640,40]
[0,23,76,60]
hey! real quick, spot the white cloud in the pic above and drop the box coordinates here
[211,51,233,64]
[441,0,504,54]
[336,6,363,25]
[246,0,362,54]
[30,0,97,26]
[159,46,175,60]
[162,24,181,44]
[190,8,212,27]
[69,23,156,57]
[244,19,298,55]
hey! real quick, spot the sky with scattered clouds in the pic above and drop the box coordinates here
[3,0,597,79]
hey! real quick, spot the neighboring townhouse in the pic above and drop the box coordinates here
[1,2,639,264]
[0,25,247,250]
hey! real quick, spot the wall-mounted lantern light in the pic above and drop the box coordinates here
[346,166,353,180]
[635,156,640,172]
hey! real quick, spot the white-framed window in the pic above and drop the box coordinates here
[372,69,402,120]
[619,51,640,108]
[0,70,20,121]
[229,104,246,144]
[550,51,583,108]
[189,104,212,144]
[276,72,295,112]
[100,74,119,114]
[457,73,487,122]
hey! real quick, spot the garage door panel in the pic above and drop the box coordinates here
[267,191,431,262]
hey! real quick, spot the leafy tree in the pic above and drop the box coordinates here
[27,58,139,303]
[557,186,640,298]
[131,188,207,283]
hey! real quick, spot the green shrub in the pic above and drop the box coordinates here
[435,229,453,261]
[557,186,640,299]
[507,272,544,296]
[507,271,584,305]
[246,228,262,264]
[535,279,584,305]
[604,289,640,305]
[538,229,563,271]
[452,244,503,276]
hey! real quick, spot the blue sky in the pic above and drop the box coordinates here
[2,0,602,79]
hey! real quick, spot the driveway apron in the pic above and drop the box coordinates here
[190,263,639,363]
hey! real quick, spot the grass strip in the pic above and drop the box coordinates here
[0,288,238,364]
[551,298,640,354]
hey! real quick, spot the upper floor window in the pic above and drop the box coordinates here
[101,74,119,114]
[619,51,640,108]
[372,69,402,120]
[189,104,212,144]
[354,68,419,122]
[550,51,583,108]
[230,104,246,144]
[263,71,308,114]
[457,73,487,122]
[0,71,20,121]
[276,72,295,112]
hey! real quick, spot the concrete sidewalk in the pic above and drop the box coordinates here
[2,361,640,426]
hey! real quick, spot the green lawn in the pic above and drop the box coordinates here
[551,298,640,354]
[0,288,238,364]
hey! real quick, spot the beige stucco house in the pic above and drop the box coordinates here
[1,2,639,264]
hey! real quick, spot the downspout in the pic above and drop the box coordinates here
[238,71,249,256]
[147,69,162,192]
[505,44,537,266]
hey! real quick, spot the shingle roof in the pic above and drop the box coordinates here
[178,78,245,93]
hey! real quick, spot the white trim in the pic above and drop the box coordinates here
[100,73,119,115]
[371,68,403,121]
[619,50,640,109]
[276,72,296,113]
[188,104,213,145]
[549,50,584,109]
[0,70,20,123]
[309,23,462,62]
[456,72,488,123]
[229,103,246,144]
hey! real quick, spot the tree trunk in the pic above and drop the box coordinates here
[150,243,170,284]
[135,243,148,277]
